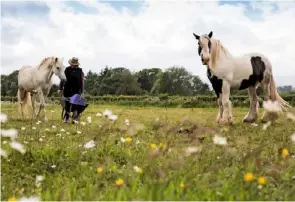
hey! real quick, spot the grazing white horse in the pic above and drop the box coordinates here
[17,57,66,121]
[193,31,291,124]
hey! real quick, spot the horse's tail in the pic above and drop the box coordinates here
[18,89,32,108]
[269,74,291,111]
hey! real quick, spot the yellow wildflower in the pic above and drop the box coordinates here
[282,148,289,158]
[244,172,254,182]
[150,143,157,149]
[134,166,143,174]
[116,178,124,186]
[97,167,103,173]
[179,183,185,188]
[258,177,266,184]
[125,137,132,143]
[8,197,16,201]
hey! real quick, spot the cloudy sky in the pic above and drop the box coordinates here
[1,0,295,86]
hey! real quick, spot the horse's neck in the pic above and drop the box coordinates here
[209,39,233,69]
[36,60,54,83]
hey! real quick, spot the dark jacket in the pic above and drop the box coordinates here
[59,66,84,97]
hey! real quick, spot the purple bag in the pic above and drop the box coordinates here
[69,94,87,106]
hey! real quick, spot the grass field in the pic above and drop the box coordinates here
[1,104,295,201]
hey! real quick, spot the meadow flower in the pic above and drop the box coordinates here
[286,112,295,121]
[23,141,28,144]
[96,112,102,117]
[109,114,118,121]
[125,137,132,143]
[8,197,16,201]
[56,133,61,137]
[52,125,56,129]
[185,146,201,156]
[251,123,258,127]
[291,133,295,143]
[66,132,70,135]
[18,196,40,202]
[39,138,43,142]
[133,166,143,174]
[45,128,50,131]
[120,137,126,143]
[125,119,130,126]
[2,140,8,144]
[115,178,124,186]
[77,131,82,134]
[0,113,8,123]
[84,140,95,149]
[1,129,18,140]
[263,100,280,112]
[282,148,289,158]
[1,148,8,158]
[87,116,92,123]
[35,175,44,188]
[258,177,266,184]
[136,140,140,144]
[103,109,113,117]
[51,165,56,168]
[244,172,254,182]
[213,135,227,145]
[150,143,157,149]
[97,167,103,173]
[179,183,185,188]
[21,127,26,131]
[80,121,86,126]
[32,127,36,130]
[9,141,25,154]
[60,128,65,132]
[262,121,271,130]
[155,117,160,121]
[50,110,55,113]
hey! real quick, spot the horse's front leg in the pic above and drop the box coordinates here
[219,81,233,124]
[243,86,258,123]
[35,88,47,121]
[216,96,223,123]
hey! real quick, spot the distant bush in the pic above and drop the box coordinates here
[2,94,295,108]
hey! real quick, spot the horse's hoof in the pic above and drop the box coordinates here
[219,118,232,125]
[243,117,257,123]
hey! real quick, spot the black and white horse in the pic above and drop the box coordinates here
[193,31,291,124]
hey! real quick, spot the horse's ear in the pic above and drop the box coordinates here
[193,33,200,40]
[208,31,213,38]
[55,57,58,63]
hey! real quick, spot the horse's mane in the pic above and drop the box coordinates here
[38,57,55,69]
[210,39,232,69]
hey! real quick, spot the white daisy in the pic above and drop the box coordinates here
[213,135,227,145]
[84,140,95,149]
[1,129,18,140]
[0,113,8,123]
[9,141,26,154]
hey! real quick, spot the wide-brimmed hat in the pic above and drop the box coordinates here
[68,57,80,66]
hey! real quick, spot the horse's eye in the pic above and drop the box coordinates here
[56,67,60,70]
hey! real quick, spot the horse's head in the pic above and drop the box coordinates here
[193,31,213,65]
[52,57,66,81]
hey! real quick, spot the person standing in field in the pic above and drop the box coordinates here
[59,57,84,123]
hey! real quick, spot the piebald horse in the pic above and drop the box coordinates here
[193,31,291,124]
[17,57,66,121]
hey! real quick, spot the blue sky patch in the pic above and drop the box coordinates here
[1,1,50,17]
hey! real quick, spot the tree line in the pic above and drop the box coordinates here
[1,66,213,97]
[1,66,293,98]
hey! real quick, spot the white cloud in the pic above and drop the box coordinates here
[1,1,295,87]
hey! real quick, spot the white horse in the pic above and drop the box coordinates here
[193,31,291,124]
[17,57,66,121]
